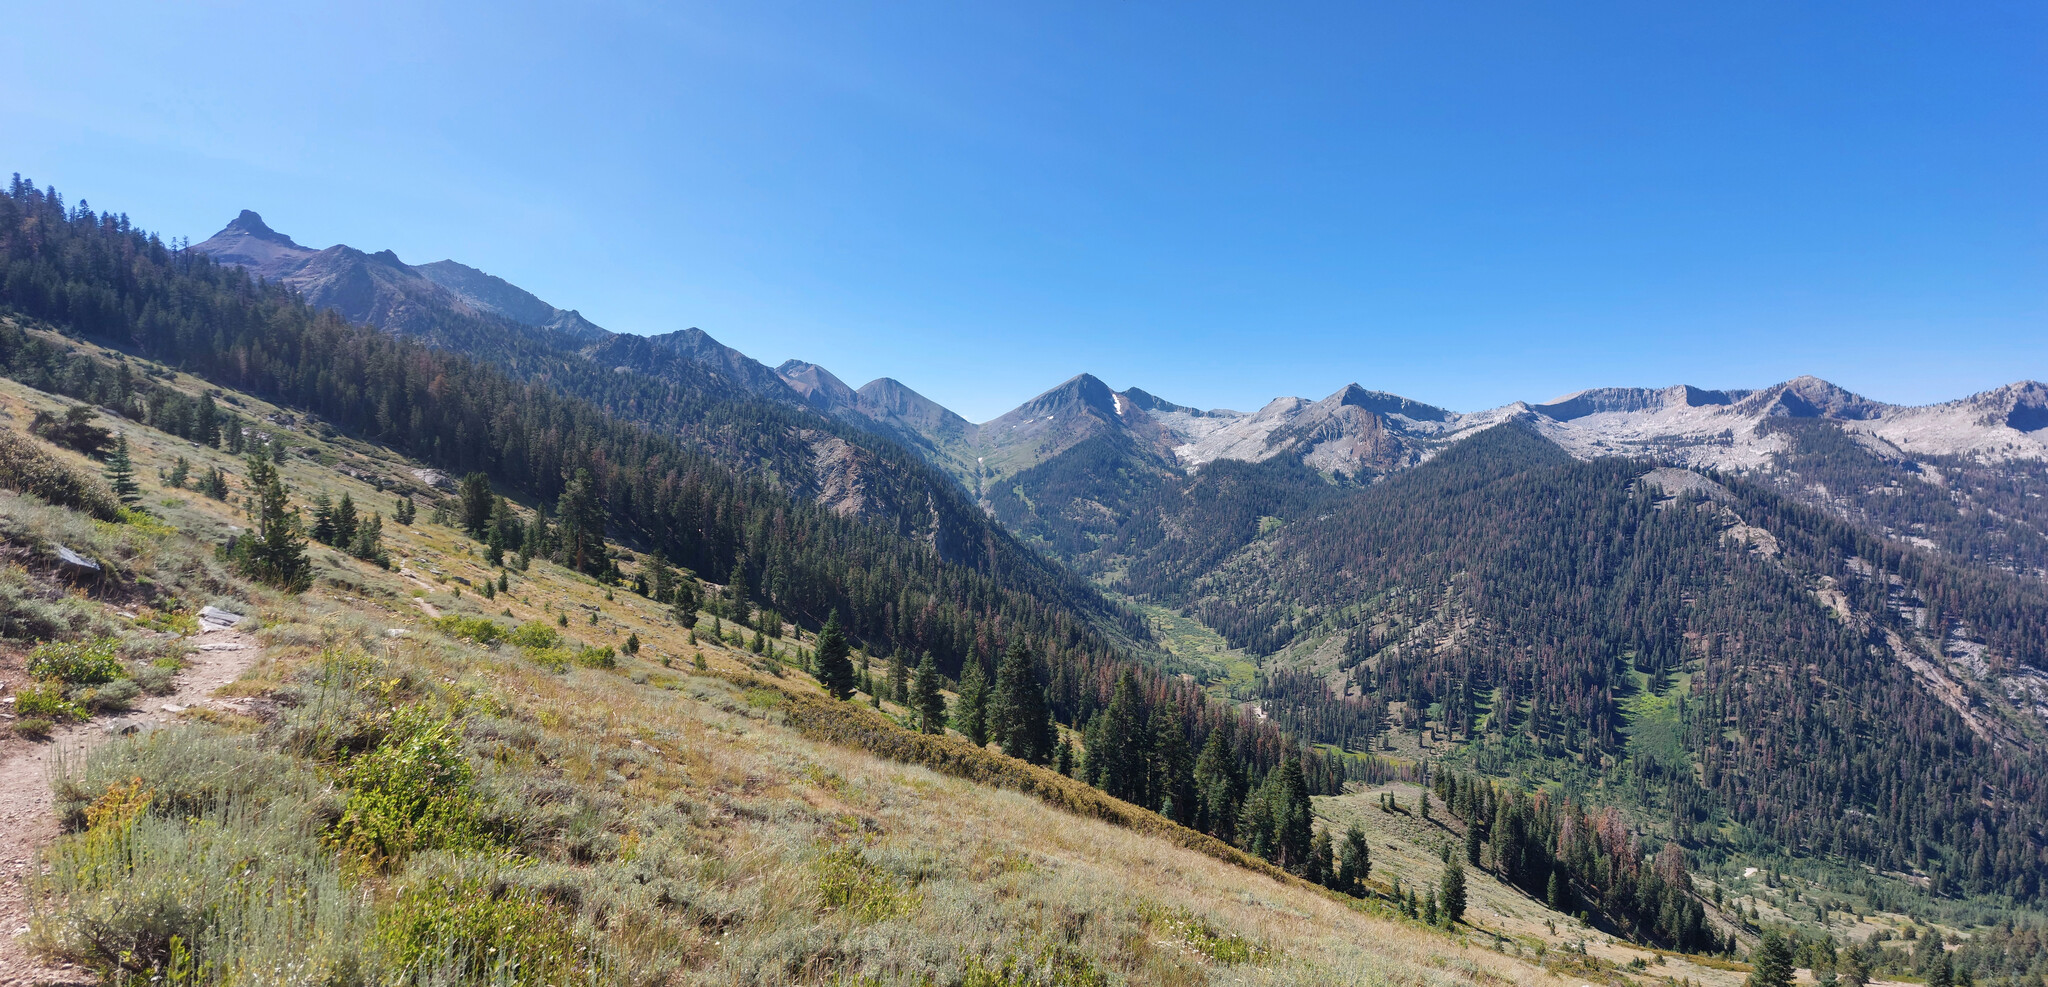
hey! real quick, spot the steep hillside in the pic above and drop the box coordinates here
[0,368,1625,987]
[1,182,1157,710]
[1184,423,2048,905]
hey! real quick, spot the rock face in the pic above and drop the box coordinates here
[192,212,607,342]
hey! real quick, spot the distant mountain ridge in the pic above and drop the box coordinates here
[192,211,606,342]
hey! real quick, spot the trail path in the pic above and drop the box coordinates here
[0,618,264,986]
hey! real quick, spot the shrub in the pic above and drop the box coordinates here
[15,681,88,721]
[0,564,107,641]
[14,717,54,740]
[572,646,616,670]
[329,707,498,862]
[524,647,572,673]
[431,615,505,646]
[0,425,120,519]
[29,637,127,684]
[34,762,372,981]
[814,843,921,922]
[374,873,594,987]
[506,622,560,650]
[961,946,1111,987]
[132,663,177,696]
[84,678,142,713]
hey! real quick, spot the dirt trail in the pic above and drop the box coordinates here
[0,621,265,986]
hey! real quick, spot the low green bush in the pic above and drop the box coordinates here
[506,622,560,649]
[14,717,54,740]
[82,678,142,714]
[572,645,616,670]
[15,680,88,721]
[432,615,505,646]
[814,843,922,923]
[374,872,596,987]
[524,647,572,673]
[29,637,127,684]
[329,706,499,862]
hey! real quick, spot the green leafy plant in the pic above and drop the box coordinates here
[328,707,497,862]
[374,874,595,987]
[814,843,921,923]
[15,681,88,722]
[431,615,506,646]
[28,637,127,684]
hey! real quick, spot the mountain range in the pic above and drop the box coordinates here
[191,212,2048,584]
[15,188,2048,968]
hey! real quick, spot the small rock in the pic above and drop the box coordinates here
[198,604,246,631]
[55,544,101,575]
[103,720,139,736]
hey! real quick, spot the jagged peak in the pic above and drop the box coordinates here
[221,209,299,245]
[777,360,858,409]
[1118,386,1199,415]
[1321,383,1452,422]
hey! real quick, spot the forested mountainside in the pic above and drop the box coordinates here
[0,178,1372,829]
[1755,416,2048,578]
[1175,423,2048,901]
[0,179,1150,703]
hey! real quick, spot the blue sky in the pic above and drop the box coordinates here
[5,2,2043,420]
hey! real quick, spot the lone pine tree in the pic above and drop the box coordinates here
[814,610,855,701]
[988,640,1055,765]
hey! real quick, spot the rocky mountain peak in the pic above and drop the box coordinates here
[223,209,298,245]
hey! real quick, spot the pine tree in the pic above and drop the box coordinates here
[195,393,220,447]
[348,511,386,565]
[555,469,607,575]
[1193,726,1243,843]
[1054,736,1075,777]
[988,639,1055,765]
[911,651,946,735]
[199,465,229,500]
[814,610,856,700]
[166,455,190,489]
[1440,858,1467,925]
[1309,828,1335,887]
[1339,824,1371,892]
[889,653,909,704]
[954,650,991,747]
[310,491,336,545]
[1747,930,1795,987]
[392,495,415,525]
[230,445,310,591]
[1152,699,1192,824]
[1098,670,1150,804]
[1465,819,1482,866]
[458,471,494,538]
[332,491,358,548]
[1274,755,1314,876]
[103,434,139,504]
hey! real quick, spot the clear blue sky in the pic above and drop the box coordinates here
[5,2,2043,420]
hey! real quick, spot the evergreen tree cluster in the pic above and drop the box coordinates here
[1433,768,1720,951]
[1165,422,2048,904]
[0,178,1131,689]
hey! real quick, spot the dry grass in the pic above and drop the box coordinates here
[1,362,1624,986]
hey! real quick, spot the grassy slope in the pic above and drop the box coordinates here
[0,364,1652,986]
